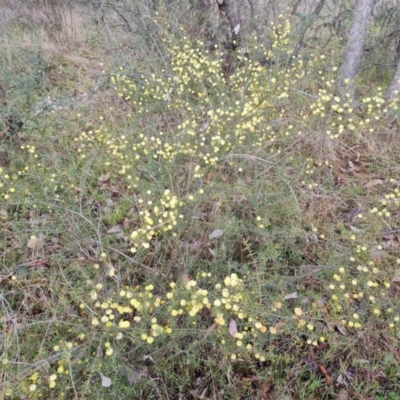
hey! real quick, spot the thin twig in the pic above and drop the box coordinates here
[223,153,275,164]
[291,88,319,99]
[66,208,103,256]
[68,356,79,400]
[282,179,301,214]
[107,246,166,277]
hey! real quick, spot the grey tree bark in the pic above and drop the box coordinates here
[271,0,288,23]
[215,0,241,80]
[195,0,214,49]
[339,0,375,99]
[387,58,400,101]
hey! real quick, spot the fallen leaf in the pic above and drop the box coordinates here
[19,259,48,268]
[127,370,141,385]
[196,376,206,387]
[284,291,298,300]
[348,160,354,169]
[204,323,217,337]
[307,351,318,374]
[274,321,287,334]
[342,207,361,222]
[180,272,192,287]
[98,371,112,387]
[98,173,110,184]
[143,355,155,363]
[336,324,348,336]
[257,376,273,399]
[202,121,210,131]
[27,236,44,250]
[209,229,224,239]
[96,344,103,358]
[336,389,349,400]
[316,299,325,307]
[193,240,208,250]
[370,249,385,260]
[365,179,384,188]
[229,319,238,338]
[383,338,400,363]
[234,23,241,35]
[318,364,333,386]
[345,367,356,382]
[199,388,208,399]
[216,390,223,400]
[336,373,345,385]
[336,367,356,388]
[107,224,123,234]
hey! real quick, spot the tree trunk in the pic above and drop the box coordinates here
[339,0,375,99]
[387,57,400,102]
[271,0,288,23]
[195,0,215,49]
[216,0,241,81]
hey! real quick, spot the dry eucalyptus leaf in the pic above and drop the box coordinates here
[345,367,356,382]
[365,179,384,188]
[284,291,298,300]
[307,351,318,374]
[27,236,44,250]
[337,373,344,385]
[301,297,310,304]
[315,300,325,310]
[204,323,217,338]
[392,275,400,283]
[199,387,208,399]
[193,240,208,250]
[98,371,112,387]
[96,344,103,358]
[202,121,210,131]
[98,173,110,184]
[209,229,224,239]
[257,376,273,399]
[336,324,347,336]
[229,319,238,338]
[107,225,123,234]
[180,272,192,287]
[274,321,287,334]
[370,249,385,260]
[143,355,155,363]
[336,389,349,400]
[127,370,141,385]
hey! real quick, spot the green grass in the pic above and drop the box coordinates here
[1,2,400,399]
